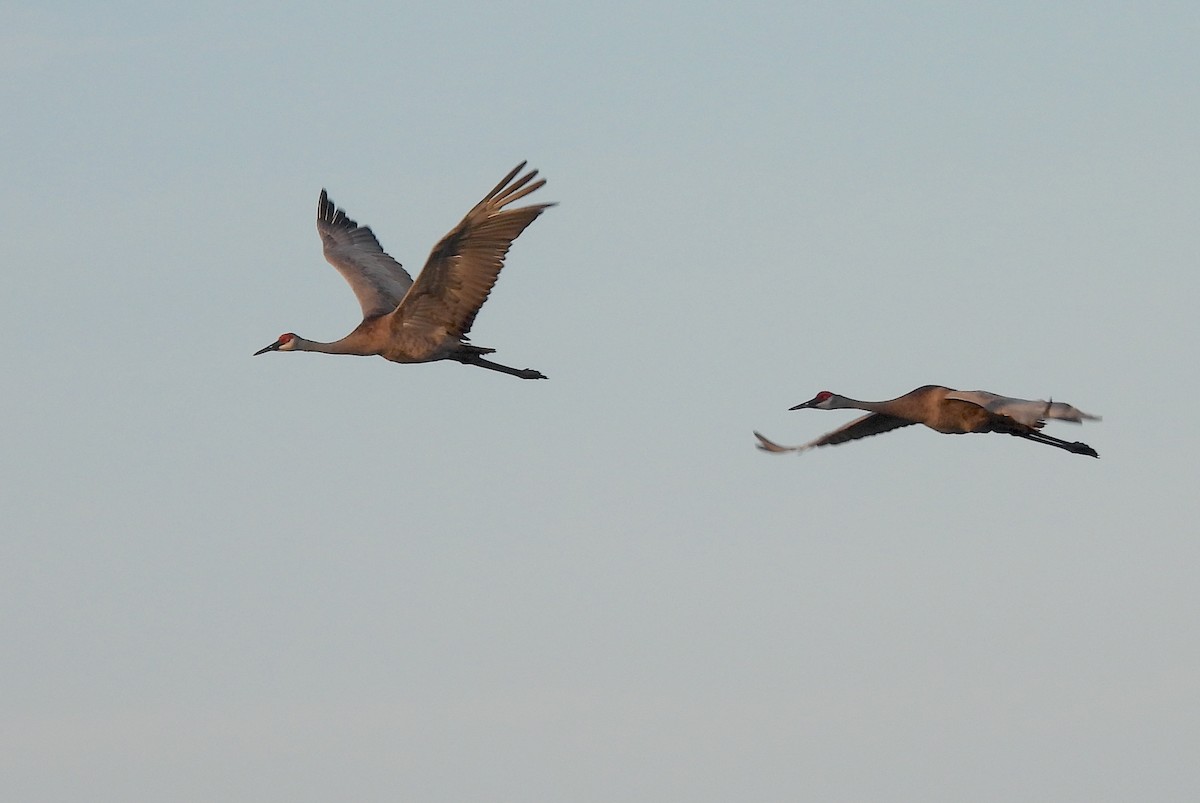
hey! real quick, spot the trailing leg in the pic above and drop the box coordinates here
[456,352,546,379]
[1009,427,1099,458]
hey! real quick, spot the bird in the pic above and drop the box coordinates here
[254,162,553,379]
[754,385,1101,457]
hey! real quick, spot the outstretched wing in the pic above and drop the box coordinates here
[392,162,553,342]
[755,413,916,453]
[945,390,1100,427]
[317,190,414,318]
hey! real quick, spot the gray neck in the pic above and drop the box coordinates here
[293,336,371,356]
[829,395,890,414]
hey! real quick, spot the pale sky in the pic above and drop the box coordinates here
[3,2,1199,801]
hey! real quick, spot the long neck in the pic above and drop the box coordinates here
[828,394,893,414]
[832,386,944,420]
[292,335,374,356]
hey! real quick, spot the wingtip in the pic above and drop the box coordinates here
[753,431,792,453]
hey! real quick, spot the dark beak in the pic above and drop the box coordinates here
[789,397,821,411]
[253,341,281,356]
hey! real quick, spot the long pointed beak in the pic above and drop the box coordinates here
[253,342,281,356]
[789,398,820,411]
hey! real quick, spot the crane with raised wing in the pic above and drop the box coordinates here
[255,162,552,379]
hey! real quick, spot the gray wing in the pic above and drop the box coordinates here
[317,190,414,318]
[391,163,553,342]
[944,390,1100,427]
[755,413,917,453]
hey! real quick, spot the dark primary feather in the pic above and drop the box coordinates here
[391,163,554,342]
[754,414,916,453]
[317,190,414,318]
[813,413,917,447]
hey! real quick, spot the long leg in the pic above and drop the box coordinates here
[1009,428,1099,458]
[457,353,546,380]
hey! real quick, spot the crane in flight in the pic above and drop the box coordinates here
[754,385,1101,457]
[255,162,553,379]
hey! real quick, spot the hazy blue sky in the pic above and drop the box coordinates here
[4,2,1198,801]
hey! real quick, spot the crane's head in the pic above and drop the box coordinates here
[254,333,297,355]
[789,390,837,410]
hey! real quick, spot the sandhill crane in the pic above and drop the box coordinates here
[754,385,1101,457]
[254,162,553,379]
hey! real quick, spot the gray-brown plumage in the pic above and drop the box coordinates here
[755,385,1100,457]
[255,162,553,379]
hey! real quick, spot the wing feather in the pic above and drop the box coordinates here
[317,190,414,318]
[391,163,553,341]
[944,390,1100,427]
[755,413,917,453]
